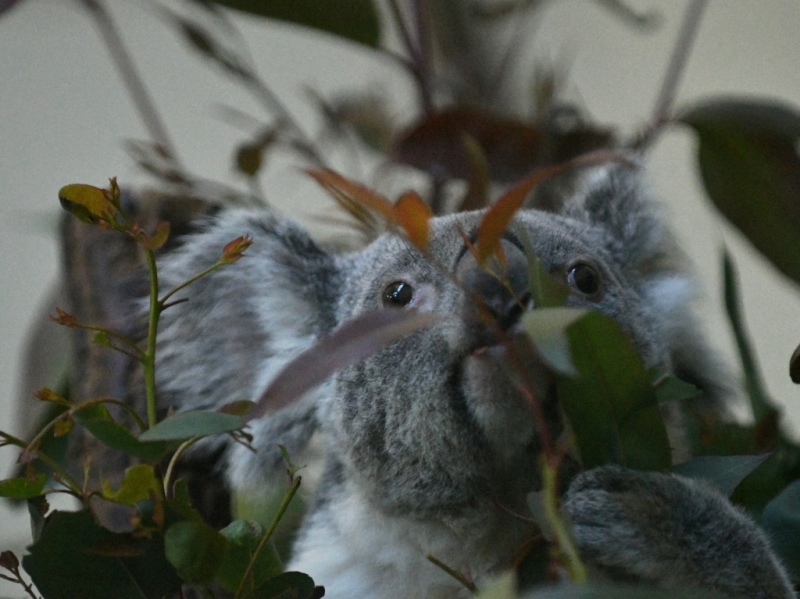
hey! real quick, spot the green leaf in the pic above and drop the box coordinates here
[58,183,117,225]
[77,413,169,462]
[722,250,775,423]
[673,455,769,496]
[731,448,800,513]
[652,374,702,403]
[164,520,228,583]
[139,410,245,441]
[557,312,671,471]
[522,308,587,375]
[244,571,316,599]
[759,480,800,580]
[0,473,46,499]
[216,520,282,592]
[209,0,380,48]
[102,464,160,505]
[680,99,800,285]
[23,510,181,599]
[166,478,205,523]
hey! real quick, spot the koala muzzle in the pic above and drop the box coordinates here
[455,238,531,332]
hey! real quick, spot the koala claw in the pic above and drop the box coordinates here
[564,465,796,599]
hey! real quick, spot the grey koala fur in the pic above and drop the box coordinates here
[152,164,796,599]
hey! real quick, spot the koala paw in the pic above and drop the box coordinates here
[563,465,795,599]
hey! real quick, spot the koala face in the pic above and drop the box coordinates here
[320,189,675,515]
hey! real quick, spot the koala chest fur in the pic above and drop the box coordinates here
[154,165,797,599]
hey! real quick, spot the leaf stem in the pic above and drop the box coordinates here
[426,555,477,593]
[234,476,302,599]
[163,436,201,498]
[159,259,226,307]
[144,249,160,429]
[541,457,586,583]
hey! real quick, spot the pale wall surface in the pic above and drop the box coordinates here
[1,0,799,595]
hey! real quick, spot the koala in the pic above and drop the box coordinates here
[151,164,796,599]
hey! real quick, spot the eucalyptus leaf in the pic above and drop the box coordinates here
[673,454,769,497]
[78,416,169,462]
[216,520,282,592]
[759,480,800,580]
[23,510,181,599]
[244,571,316,599]
[209,0,380,48]
[557,312,671,471]
[681,99,800,285]
[522,308,586,375]
[652,374,702,403]
[0,473,46,499]
[165,520,228,583]
[139,410,245,441]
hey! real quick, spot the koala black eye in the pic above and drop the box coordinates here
[382,281,414,308]
[567,262,602,298]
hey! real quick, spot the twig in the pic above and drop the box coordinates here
[639,0,709,147]
[78,0,184,170]
[234,476,302,599]
[387,0,434,114]
[426,555,477,594]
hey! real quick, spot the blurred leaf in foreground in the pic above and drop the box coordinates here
[681,99,800,285]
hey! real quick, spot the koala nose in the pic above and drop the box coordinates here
[456,239,530,330]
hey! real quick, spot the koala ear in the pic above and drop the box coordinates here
[560,163,675,275]
[153,208,341,483]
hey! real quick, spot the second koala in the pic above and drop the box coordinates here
[153,165,796,599]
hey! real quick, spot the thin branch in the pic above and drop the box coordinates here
[643,0,709,144]
[426,555,477,594]
[78,0,184,170]
[387,0,434,114]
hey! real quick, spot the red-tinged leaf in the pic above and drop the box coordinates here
[0,550,19,571]
[141,221,171,251]
[394,109,546,184]
[58,183,118,225]
[393,191,432,251]
[50,307,78,328]
[222,235,253,264]
[475,164,565,264]
[249,310,441,420]
[306,168,395,221]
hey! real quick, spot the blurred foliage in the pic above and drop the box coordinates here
[2,0,800,597]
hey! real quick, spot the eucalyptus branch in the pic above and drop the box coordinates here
[78,0,184,171]
[637,0,709,148]
[387,0,434,114]
[234,476,302,599]
[144,249,160,429]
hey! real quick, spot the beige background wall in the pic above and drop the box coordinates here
[1,1,799,594]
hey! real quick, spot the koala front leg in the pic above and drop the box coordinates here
[564,465,796,599]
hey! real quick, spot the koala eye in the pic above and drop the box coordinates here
[567,262,602,298]
[382,281,414,308]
